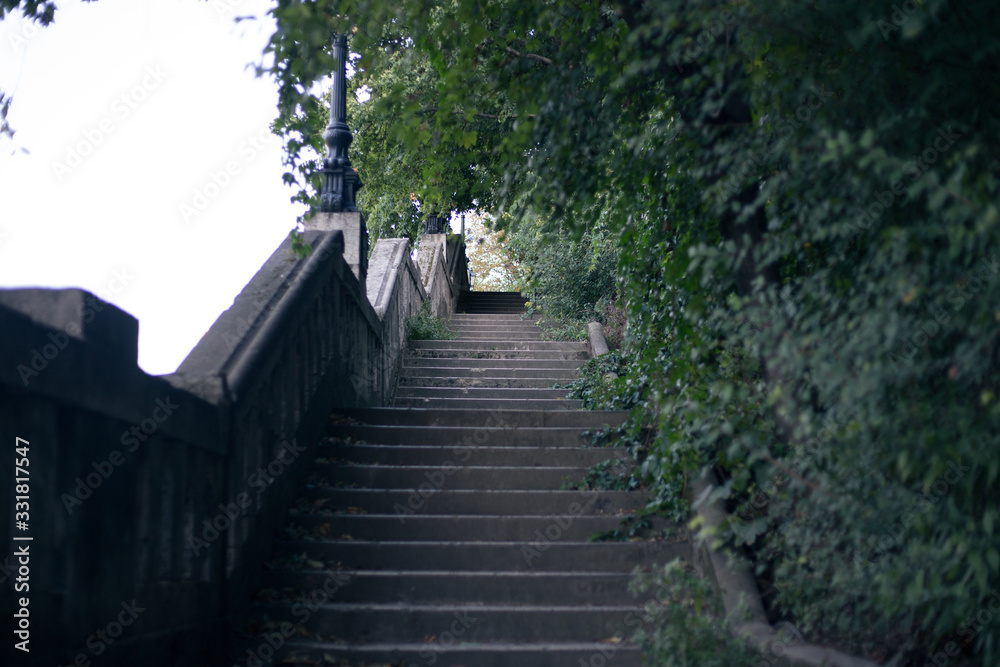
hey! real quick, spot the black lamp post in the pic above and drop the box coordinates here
[319,33,362,213]
[424,214,445,234]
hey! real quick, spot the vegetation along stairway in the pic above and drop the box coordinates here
[234,292,689,666]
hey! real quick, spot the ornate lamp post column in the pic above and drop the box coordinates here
[320,33,362,213]
[307,32,368,289]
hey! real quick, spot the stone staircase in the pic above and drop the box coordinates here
[395,296,587,411]
[233,292,688,666]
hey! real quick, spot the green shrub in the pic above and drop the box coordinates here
[405,301,456,341]
[532,316,587,342]
[631,560,760,667]
[567,352,639,410]
[561,458,639,492]
[507,217,619,325]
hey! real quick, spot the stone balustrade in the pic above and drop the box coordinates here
[0,225,468,666]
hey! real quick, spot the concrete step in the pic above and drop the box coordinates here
[447,323,542,331]
[460,299,528,306]
[255,570,643,605]
[397,375,571,388]
[318,443,628,467]
[232,639,641,667]
[325,424,603,447]
[462,294,527,300]
[448,313,538,321]
[295,488,647,516]
[460,308,528,314]
[449,331,545,340]
[407,349,589,360]
[324,424,603,446]
[404,357,584,370]
[247,602,655,643]
[462,293,526,300]
[399,366,580,380]
[270,539,688,572]
[282,513,626,540]
[308,463,589,490]
[454,297,530,303]
[395,396,584,410]
[411,340,587,351]
[332,407,629,428]
[447,323,543,331]
[395,386,573,401]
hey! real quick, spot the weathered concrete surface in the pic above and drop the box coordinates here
[364,237,425,398]
[0,288,139,361]
[305,210,368,290]
[418,233,465,316]
[0,225,470,667]
[0,297,224,667]
[588,320,611,357]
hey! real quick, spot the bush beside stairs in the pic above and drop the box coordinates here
[232,292,689,666]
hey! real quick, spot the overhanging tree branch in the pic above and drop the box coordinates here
[505,46,553,66]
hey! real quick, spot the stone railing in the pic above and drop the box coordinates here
[0,227,467,667]
[418,232,467,316]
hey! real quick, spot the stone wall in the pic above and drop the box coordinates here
[0,229,467,666]
[418,232,468,316]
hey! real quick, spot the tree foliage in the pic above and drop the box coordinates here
[265,2,1000,662]
[6,0,999,662]
[267,2,524,245]
[463,210,522,292]
[505,210,619,324]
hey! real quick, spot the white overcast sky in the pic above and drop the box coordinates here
[0,0,308,375]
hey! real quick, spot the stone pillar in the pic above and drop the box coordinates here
[307,212,368,293]
[418,233,447,279]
